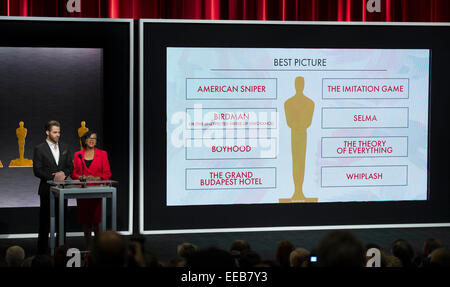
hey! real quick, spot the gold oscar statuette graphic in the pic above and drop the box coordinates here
[9,121,33,167]
[279,77,318,203]
[0,160,3,168]
[78,121,89,150]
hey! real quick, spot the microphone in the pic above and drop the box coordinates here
[78,154,86,184]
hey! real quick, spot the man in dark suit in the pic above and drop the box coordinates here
[33,120,73,254]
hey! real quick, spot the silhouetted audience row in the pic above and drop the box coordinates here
[2,230,449,267]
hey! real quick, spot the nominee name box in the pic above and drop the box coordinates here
[186,108,278,130]
[322,107,408,129]
[186,78,277,100]
[321,136,408,158]
[322,78,409,99]
[185,167,277,190]
[321,165,408,187]
[185,137,277,160]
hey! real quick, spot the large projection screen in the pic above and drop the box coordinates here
[0,17,133,238]
[140,20,450,234]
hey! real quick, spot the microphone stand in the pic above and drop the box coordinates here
[79,154,87,188]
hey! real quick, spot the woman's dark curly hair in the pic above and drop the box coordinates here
[80,130,99,149]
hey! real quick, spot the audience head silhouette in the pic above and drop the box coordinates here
[275,240,295,267]
[430,248,450,267]
[316,231,366,267]
[5,245,25,267]
[91,231,126,267]
[423,238,442,256]
[290,248,310,267]
[186,247,236,268]
[230,240,251,257]
[391,238,414,268]
[177,242,197,259]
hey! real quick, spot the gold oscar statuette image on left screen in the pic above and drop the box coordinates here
[78,120,89,150]
[9,121,33,167]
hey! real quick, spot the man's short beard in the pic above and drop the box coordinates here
[48,135,59,143]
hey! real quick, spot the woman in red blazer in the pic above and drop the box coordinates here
[72,130,111,250]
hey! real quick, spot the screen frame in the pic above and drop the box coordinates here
[140,19,450,235]
[0,16,134,239]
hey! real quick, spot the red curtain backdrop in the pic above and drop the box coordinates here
[0,0,449,21]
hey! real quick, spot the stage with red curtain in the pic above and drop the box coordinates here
[0,0,449,22]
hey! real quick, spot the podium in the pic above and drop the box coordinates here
[47,180,118,255]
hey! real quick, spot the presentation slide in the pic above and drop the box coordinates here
[166,48,429,206]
